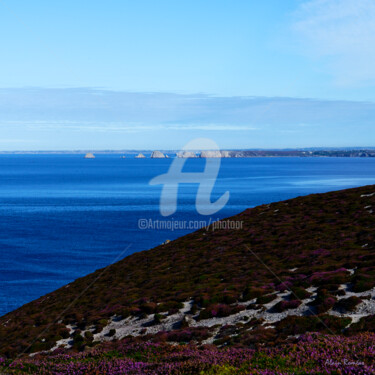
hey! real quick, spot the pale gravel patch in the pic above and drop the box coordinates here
[328,285,375,325]
[37,325,75,354]
[94,300,194,342]
[49,285,375,351]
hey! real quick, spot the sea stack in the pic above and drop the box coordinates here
[151,151,166,158]
[135,153,146,158]
[199,150,232,158]
[176,151,198,158]
[84,152,95,159]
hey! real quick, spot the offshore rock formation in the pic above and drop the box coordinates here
[176,151,198,158]
[135,153,146,158]
[150,151,166,158]
[84,152,95,159]
[200,150,222,158]
[200,150,231,158]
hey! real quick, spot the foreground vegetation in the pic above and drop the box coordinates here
[1,184,375,374]
[1,333,373,374]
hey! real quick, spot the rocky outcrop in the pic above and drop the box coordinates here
[84,152,95,159]
[176,151,198,158]
[200,151,221,158]
[200,151,231,158]
[135,153,146,158]
[151,151,166,158]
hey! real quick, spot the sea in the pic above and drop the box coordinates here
[1,155,375,316]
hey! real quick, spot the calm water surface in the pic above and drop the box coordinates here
[1,155,375,315]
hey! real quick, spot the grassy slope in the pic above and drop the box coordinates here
[1,185,375,357]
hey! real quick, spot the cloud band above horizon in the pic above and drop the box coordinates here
[0,88,374,150]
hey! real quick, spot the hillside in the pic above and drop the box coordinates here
[1,185,375,360]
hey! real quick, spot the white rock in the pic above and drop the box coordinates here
[151,151,166,158]
[176,151,197,158]
[200,150,222,158]
[135,153,146,158]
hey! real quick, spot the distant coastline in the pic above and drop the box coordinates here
[1,148,375,158]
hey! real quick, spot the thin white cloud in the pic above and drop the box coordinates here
[1,88,375,129]
[0,120,258,133]
[293,0,375,85]
[0,88,374,149]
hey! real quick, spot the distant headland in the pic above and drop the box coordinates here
[1,148,375,158]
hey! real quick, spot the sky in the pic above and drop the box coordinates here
[0,0,374,150]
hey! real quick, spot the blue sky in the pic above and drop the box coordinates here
[0,0,374,150]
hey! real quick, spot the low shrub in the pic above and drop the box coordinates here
[290,287,311,300]
[256,294,277,305]
[334,296,362,312]
[107,329,116,337]
[198,304,245,320]
[273,300,301,313]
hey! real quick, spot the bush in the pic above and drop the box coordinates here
[276,315,350,335]
[189,304,198,315]
[153,313,163,324]
[73,333,84,344]
[180,316,189,328]
[165,327,211,342]
[275,281,293,292]
[94,325,104,334]
[316,297,336,314]
[309,269,350,286]
[256,294,277,305]
[242,287,270,301]
[107,329,116,337]
[157,301,183,312]
[140,302,157,314]
[57,327,70,339]
[84,331,94,341]
[352,275,375,292]
[273,300,301,313]
[347,315,375,334]
[310,290,337,314]
[334,296,362,312]
[290,287,311,300]
[198,304,245,320]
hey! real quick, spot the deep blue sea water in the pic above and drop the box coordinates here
[1,155,375,316]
